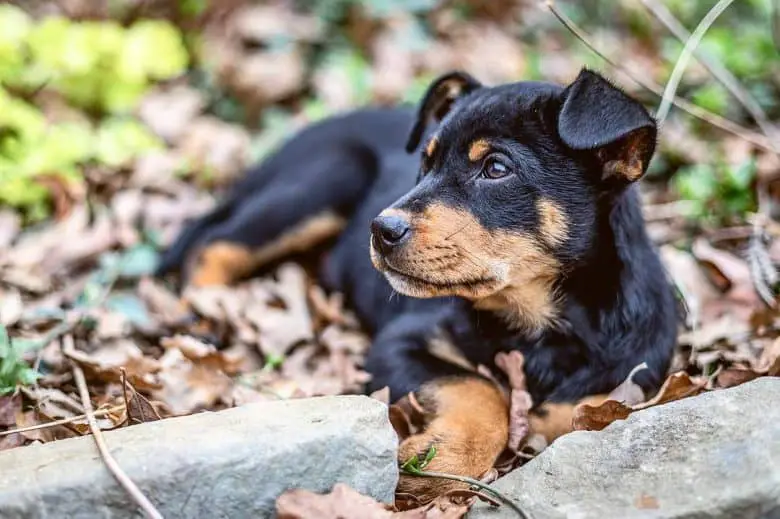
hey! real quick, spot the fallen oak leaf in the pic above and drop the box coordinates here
[494,351,533,454]
[276,483,421,519]
[160,334,243,375]
[574,371,709,432]
[715,368,761,388]
[572,399,633,432]
[121,368,162,425]
[633,371,708,410]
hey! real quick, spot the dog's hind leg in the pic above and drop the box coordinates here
[182,145,377,287]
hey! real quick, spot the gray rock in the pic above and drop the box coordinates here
[471,377,780,519]
[0,395,398,519]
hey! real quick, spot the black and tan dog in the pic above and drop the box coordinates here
[157,69,677,499]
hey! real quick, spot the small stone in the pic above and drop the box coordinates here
[0,395,398,518]
[470,378,780,519]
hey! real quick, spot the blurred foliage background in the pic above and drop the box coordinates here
[0,0,779,228]
[1,0,780,417]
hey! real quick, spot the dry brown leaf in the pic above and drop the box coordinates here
[573,370,708,432]
[494,351,533,453]
[634,372,708,410]
[161,334,244,375]
[572,400,633,432]
[178,116,252,184]
[277,484,398,519]
[247,264,315,358]
[121,370,163,425]
[152,347,233,415]
[0,395,19,428]
[605,362,647,406]
[21,387,114,435]
[0,288,23,326]
[136,277,190,325]
[756,337,780,374]
[0,210,20,250]
[276,484,464,519]
[70,340,161,391]
[138,85,206,144]
[716,368,762,388]
[370,386,391,405]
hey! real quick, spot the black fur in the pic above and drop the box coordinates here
[158,68,678,406]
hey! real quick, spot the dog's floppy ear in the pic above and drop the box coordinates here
[558,68,657,184]
[406,71,482,153]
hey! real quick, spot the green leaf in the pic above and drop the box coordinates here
[95,118,162,167]
[420,445,437,470]
[724,159,756,191]
[119,243,159,278]
[105,293,151,326]
[673,164,718,202]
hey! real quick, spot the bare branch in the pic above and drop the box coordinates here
[68,336,164,519]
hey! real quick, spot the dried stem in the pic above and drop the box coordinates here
[543,0,773,152]
[401,469,530,518]
[69,337,164,519]
[640,0,779,151]
[656,0,736,123]
[0,405,125,438]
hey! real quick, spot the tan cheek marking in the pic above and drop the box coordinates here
[468,139,490,162]
[416,204,561,330]
[537,198,569,246]
[190,211,346,287]
[425,136,438,158]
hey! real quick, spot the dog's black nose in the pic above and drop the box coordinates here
[371,214,411,252]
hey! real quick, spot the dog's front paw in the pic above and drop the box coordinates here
[395,377,509,504]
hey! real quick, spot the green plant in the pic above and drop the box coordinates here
[0,325,41,395]
[0,5,186,222]
[673,158,757,224]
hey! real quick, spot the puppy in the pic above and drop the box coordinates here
[157,69,677,501]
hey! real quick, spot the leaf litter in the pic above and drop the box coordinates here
[1,1,780,517]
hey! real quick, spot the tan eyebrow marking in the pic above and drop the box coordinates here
[468,139,491,162]
[425,136,438,157]
[536,198,569,246]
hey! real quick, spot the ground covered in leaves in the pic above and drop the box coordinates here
[2,0,780,517]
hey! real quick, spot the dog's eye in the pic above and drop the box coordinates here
[481,158,511,180]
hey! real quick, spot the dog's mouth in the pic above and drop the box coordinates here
[371,241,499,297]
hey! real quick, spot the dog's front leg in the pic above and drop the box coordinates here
[396,376,509,503]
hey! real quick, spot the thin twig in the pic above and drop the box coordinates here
[69,337,164,519]
[543,0,773,152]
[656,0,736,123]
[0,405,125,438]
[401,469,530,518]
[640,0,779,151]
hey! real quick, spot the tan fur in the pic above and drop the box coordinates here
[425,136,438,158]
[602,136,646,181]
[372,204,560,330]
[536,197,568,246]
[467,139,491,162]
[191,211,346,287]
[529,394,608,443]
[397,378,509,502]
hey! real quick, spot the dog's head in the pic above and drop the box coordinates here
[370,69,657,330]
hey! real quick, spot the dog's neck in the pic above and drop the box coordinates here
[473,275,559,331]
